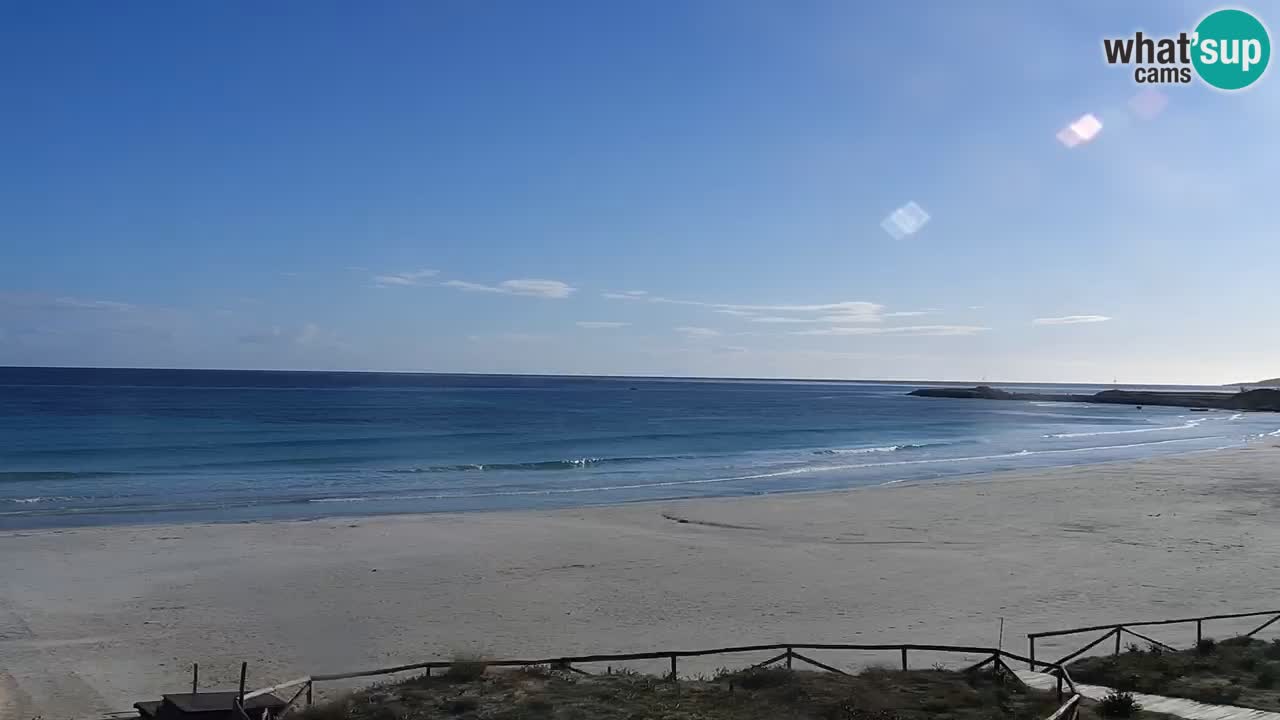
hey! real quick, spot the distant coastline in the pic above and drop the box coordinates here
[909,385,1280,412]
[1228,377,1280,388]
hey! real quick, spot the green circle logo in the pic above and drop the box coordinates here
[1192,8,1271,90]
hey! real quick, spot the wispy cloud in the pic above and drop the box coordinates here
[47,297,137,312]
[445,278,575,299]
[0,294,138,313]
[1032,315,1111,326]
[675,326,722,338]
[794,325,989,337]
[601,289,952,333]
[576,321,629,329]
[374,269,439,287]
[605,291,886,321]
[601,290,648,300]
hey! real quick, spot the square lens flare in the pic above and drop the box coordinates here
[1055,113,1103,148]
[881,201,931,240]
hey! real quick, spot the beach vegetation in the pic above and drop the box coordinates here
[291,662,1163,720]
[1099,691,1141,717]
[443,654,488,682]
[1074,634,1280,711]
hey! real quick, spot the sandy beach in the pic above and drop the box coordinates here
[4,443,1280,719]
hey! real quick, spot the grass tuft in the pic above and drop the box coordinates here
[1099,691,1141,718]
[730,666,795,690]
[443,654,488,682]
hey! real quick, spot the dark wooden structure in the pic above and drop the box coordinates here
[134,692,286,720]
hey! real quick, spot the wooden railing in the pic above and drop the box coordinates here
[1026,609,1280,670]
[237,641,1078,720]
[1045,694,1081,720]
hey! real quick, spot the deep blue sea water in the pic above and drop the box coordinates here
[2,367,1278,529]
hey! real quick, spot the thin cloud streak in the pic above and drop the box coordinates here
[373,269,438,287]
[576,321,629,329]
[445,279,575,298]
[1032,315,1111,325]
[794,325,989,337]
[675,326,722,338]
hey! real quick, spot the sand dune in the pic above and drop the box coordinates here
[3,444,1280,718]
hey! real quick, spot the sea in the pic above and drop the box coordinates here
[2,367,1278,530]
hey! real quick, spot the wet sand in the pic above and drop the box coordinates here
[3,444,1280,719]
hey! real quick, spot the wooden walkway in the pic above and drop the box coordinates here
[1016,671,1280,720]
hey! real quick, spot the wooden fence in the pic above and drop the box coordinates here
[1026,609,1280,670]
[237,642,1079,720]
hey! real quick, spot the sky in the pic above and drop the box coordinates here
[0,1,1276,385]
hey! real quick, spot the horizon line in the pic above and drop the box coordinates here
[0,364,1251,388]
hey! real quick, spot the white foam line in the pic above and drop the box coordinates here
[307,436,1219,503]
[1045,419,1206,438]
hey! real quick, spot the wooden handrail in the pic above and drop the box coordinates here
[242,641,1060,704]
[243,676,311,701]
[1028,609,1280,639]
[310,642,1018,681]
[1044,694,1080,720]
[1052,628,1118,667]
[1118,626,1177,652]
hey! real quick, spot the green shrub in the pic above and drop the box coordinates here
[1266,639,1280,660]
[1257,665,1278,689]
[1099,691,1141,718]
[1196,638,1218,656]
[735,666,795,689]
[444,656,488,682]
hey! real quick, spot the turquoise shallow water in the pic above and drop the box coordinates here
[2,367,1277,529]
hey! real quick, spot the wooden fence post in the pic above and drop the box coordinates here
[901,648,908,671]
[306,681,313,707]
[1056,669,1063,703]
[1197,620,1203,645]
[238,662,248,704]
[1029,637,1036,670]
[1114,627,1121,656]
[669,655,677,682]
[785,647,793,669]
[192,663,199,694]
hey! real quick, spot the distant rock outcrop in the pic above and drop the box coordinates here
[907,386,1280,412]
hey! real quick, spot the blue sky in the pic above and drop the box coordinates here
[1,0,1276,384]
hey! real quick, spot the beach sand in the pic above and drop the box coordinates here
[3,444,1280,719]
